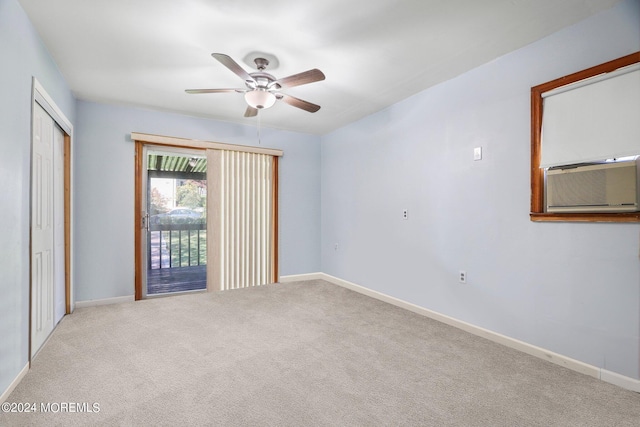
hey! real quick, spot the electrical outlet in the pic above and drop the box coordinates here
[403,209,408,220]
[334,243,339,251]
[459,270,467,283]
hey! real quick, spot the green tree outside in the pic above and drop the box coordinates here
[176,180,206,209]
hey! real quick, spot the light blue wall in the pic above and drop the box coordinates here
[0,0,75,396]
[321,0,640,379]
[74,100,321,301]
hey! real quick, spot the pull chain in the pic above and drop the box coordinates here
[257,111,262,144]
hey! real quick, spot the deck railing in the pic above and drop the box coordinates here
[148,221,206,270]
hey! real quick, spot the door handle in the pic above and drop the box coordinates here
[142,212,150,230]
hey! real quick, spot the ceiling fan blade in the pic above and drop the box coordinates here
[212,53,255,83]
[244,106,258,117]
[280,94,321,113]
[274,69,325,89]
[185,88,243,94]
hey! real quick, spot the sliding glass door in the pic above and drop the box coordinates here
[142,146,207,297]
[133,134,282,300]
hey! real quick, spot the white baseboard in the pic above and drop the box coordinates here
[601,369,640,392]
[279,272,325,283]
[1,363,29,404]
[75,295,134,308]
[298,272,639,392]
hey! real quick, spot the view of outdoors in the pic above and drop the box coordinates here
[149,178,207,268]
[146,153,207,295]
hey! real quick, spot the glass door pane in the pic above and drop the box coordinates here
[145,149,207,296]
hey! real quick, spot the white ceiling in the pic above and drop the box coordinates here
[18,0,619,135]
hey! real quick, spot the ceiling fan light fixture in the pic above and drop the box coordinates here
[245,89,276,110]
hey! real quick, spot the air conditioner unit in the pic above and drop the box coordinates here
[546,159,640,213]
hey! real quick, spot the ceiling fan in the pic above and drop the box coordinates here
[186,53,325,117]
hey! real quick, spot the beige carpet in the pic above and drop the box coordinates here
[2,280,639,426]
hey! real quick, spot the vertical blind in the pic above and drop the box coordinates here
[207,149,277,291]
[540,65,640,168]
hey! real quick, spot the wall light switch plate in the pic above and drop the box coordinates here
[473,147,482,161]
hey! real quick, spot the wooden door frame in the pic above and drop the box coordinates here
[63,133,71,314]
[134,142,143,300]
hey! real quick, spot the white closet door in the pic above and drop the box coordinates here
[31,103,55,356]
